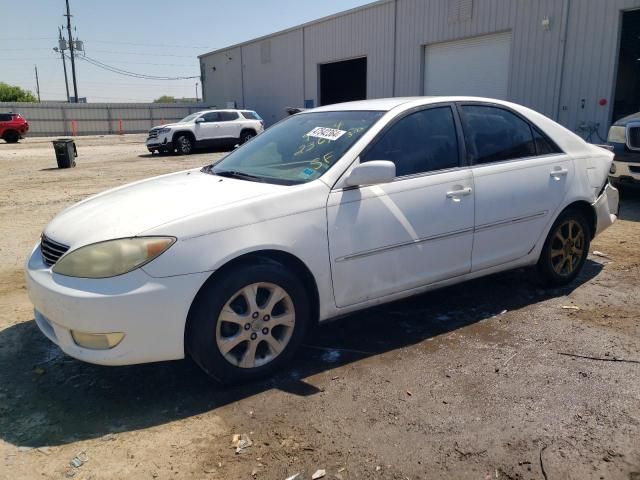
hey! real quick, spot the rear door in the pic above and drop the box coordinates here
[458,103,571,271]
[217,111,242,139]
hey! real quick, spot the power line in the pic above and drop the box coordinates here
[86,49,196,58]
[67,53,199,80]
[83,39,213,49]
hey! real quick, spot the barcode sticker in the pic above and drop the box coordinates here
[306,127,346,141]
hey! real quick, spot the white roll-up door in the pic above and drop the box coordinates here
[423,31,512,99]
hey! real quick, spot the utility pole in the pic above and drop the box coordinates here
[34,65,41,102]
[57,27,70,102]
[64,0,79,102]
[195,82,199,102]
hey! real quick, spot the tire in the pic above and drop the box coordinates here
[175,134,194,155]
[240,130,255,144]
[186,262,310,383]
[537,208,591,287]
[3,131,19,144]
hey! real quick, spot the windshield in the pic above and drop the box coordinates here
[208,111,384,185]
[178,112,201,123]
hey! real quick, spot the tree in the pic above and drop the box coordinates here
[153,95,176,103]
[0,82,37,102]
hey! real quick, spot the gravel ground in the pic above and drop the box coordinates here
[0,135,638,480]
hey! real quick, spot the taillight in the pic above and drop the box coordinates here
[260,121,264,129]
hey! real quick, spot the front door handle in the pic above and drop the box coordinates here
[446,187,473,200]
[550,167,569,178]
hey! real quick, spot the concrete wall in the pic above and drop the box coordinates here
[200,0,640,137]
[0,102,207,137]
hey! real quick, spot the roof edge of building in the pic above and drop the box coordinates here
[197,0,393,59]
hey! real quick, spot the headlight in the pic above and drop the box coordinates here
[52,237,175,278]
[157,128,171,134]
[607,126,626,143]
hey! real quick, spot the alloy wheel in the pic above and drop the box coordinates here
[550,219,585,276]
[215,282,295,369]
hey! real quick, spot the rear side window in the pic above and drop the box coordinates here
[218,111,239,121]
[241,111,261,120]
[362,106,460,177]
[0,114,13,121]
[532,127,562,155]
[460,105,536,164]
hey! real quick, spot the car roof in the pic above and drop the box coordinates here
[196,109,254,114]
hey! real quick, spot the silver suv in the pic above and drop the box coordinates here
[146,109,264,155]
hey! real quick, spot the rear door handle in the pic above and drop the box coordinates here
[550,167,569,178]
[446,187,473,198]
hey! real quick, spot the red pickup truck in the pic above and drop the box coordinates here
[0,113,29,143]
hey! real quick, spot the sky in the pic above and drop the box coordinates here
[1,0,371,102]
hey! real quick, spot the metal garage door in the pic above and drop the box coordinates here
[423,32,512,99]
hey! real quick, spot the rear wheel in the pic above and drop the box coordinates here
[3,131,19,143]
[175,134,193,155]
[186,262,310,383]
[240,130,255,144]
[537,209,591,286]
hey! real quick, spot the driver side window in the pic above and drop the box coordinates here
[361,106,460,177]
[201,112,219,123]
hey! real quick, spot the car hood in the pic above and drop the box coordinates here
[613,112,640,126]
[44,169,284,248]
[153,122,188,129]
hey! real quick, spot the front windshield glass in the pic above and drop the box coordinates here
[209,111,384,185]
[179,113,200,123]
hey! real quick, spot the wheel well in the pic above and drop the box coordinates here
[184,250,321,342]
[172,130,195,143]
[563,201,596,238]
[240,128,256,136]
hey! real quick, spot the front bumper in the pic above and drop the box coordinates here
[146,133,173,151]
[593,183,619,237]
[25,244,209,366]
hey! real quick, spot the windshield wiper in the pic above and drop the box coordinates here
[212,169,264,182]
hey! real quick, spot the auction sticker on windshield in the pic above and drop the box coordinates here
[306,127,346,141]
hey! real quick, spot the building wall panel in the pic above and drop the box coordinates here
[242,29,304,125]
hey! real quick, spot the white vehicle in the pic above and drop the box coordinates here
[145,109,264,155]
[27,97,619,383]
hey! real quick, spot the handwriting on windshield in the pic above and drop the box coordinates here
[293,123,366,171]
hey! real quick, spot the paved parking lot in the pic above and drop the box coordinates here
[0,135,639,480]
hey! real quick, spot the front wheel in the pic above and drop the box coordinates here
[175,135,193,155]
[537,209,591,286]
[186,262,310,383]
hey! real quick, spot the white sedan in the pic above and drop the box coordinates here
[26,97,619,382]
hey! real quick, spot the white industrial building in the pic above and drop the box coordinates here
[199,0,640,140]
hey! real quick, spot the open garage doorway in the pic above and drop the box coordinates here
[612,9,640,121]
[319,57,367,106]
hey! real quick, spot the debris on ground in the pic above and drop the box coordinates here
[561,305,580,310]
[69,451,88,468]
[312,469,326,479]
[406,390,412,396]
[100,433,117,441]
[592,250,610,258]
[231,434,253,454]
[284,474,300,480]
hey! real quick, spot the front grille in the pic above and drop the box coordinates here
[628,126,640,150]
[40,235,69,266]
[629,165,640,174]
[148,129,159,140]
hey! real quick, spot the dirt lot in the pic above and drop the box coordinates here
[0,135,638,480]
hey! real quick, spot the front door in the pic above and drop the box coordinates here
[196,112,221,142]
[457,103,573,271]
[327,105,475,308]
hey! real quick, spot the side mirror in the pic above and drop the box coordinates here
[195,117,205,124]
[344,160,396,187]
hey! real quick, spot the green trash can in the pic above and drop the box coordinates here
[52,138,77,168]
